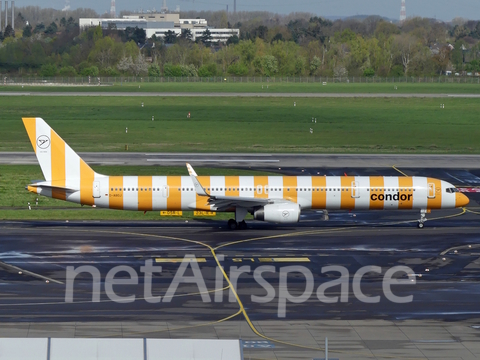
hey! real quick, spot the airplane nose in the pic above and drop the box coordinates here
[456,192,470,207]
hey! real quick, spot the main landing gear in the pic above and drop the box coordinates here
[228,219,247,230]
[417,209,427,229]
[227,208,248,230]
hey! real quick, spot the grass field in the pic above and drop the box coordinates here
[2,81,480,94]
[1,96,479,153]
[0,165,271,220]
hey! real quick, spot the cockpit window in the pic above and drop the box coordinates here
[446,188,459,193]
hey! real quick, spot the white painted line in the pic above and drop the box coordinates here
[144,154,274,157]
[147,159,280,162]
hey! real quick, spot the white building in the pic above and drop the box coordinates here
[79,13,239,43]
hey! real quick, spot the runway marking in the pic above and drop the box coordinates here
[392,165,408,177]
[258,257,310,262]
[147,159,280,163]
[466,208,480,216]
[155,257,206,263]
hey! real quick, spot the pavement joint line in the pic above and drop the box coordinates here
[0,261,63,285]
[90,309,244,339]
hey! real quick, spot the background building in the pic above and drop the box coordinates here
[79,13,239,43]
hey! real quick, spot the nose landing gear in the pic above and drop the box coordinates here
[418,209,427,229]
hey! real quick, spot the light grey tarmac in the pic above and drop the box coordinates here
[2,152,480,168]
[2,91,480,98]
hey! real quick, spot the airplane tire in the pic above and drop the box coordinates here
[228,219,238,230]
[417,222,424,229]
[238,220,247,230]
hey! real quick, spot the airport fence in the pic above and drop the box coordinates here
[1,75,480,85]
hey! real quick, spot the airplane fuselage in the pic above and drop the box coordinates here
[29,175,467,212]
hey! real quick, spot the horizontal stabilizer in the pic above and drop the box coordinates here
[27,183,77,193]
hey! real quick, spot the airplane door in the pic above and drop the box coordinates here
[162,185,169,198]
[427,183,435,199]
[93,181,101,198]
[351,181,360,198]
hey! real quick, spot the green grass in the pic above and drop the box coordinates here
[0,165,272,220]
[2,81,480,94]
[1,96,479,153]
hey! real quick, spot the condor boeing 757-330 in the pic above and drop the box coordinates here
[23,118,469,229]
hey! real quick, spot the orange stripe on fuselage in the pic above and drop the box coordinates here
[427,177,442,209]
[80,160,95,206]
[225,176,239,197]
[138,176,153,211]
[311,176,326,209]
[369,176,384,210]
[283,176,298,203]
[109,176,124,210]
[254,176,269,198]
[195,176,210,210]
[167,176,182,211]
[50,129,66,201]
[340,176,356,210]
[22,118,37,153]
[398,177,414,209]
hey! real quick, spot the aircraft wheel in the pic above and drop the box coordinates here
[228,219,238,230]
[238,220,247,230]
[417,222,424,229]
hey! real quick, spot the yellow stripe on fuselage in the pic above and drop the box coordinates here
[167,176,182,211]
[138,176,153,211]
[283,176,297,203]
[109,176,124,210]
[311,176,326,209]
[225,176,240,197]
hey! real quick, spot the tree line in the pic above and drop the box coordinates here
[1,9,480,77]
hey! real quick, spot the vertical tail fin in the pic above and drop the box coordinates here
[22,117,97,191]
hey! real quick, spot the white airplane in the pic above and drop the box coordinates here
[23,117,469,229]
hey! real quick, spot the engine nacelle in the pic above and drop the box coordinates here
[254,203,301,224]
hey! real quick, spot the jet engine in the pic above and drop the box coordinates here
[254,203,301,224]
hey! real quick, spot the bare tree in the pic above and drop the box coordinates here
[394,34,418,75]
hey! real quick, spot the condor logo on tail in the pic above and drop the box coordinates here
[371,193,413,201]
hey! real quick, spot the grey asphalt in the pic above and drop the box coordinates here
[1,211,480,359]
[3,152,480,168]
[1,91,480,98]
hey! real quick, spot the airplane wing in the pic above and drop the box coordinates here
[185,163,293,211]
[206,195,270,211]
